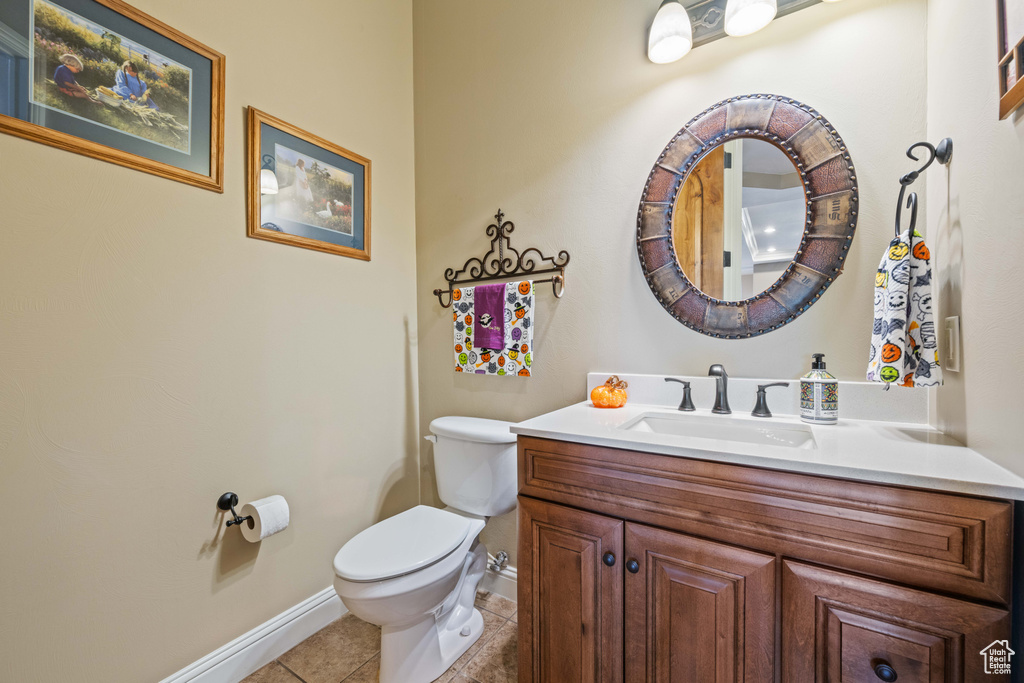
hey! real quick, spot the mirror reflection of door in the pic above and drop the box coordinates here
[722,140,744,300]
[672,138,805,302]
[672,146,725,298]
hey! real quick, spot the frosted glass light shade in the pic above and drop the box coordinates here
[648,1,693,64]
[260,168,279,195]
[724,0,778,36]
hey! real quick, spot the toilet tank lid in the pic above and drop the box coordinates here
[429,416,517,444]
[333,506,473,582]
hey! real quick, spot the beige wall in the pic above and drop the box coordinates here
[0,0,418,680]
[927,0,1024,475]
[413,0,928,565]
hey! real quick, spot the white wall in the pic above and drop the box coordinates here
[0,1,418,680]
[927,0,1024,475]
[413,0,929,565]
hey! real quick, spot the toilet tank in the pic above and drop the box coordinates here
[427,416,517,517]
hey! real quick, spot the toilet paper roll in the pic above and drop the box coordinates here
[239,495,290,543]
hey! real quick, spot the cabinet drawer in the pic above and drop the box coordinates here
[782,561,1010,682]
[518,436,1013,603]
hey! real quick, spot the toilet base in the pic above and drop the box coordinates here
[378,541,487,683]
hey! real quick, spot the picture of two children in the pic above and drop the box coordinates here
[32,0,191,152]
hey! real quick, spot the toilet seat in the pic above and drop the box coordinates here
[334,506,473,583]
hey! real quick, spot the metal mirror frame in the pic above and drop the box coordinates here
[637,94,859,339]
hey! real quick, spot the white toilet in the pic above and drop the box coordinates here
[333,416,517,683]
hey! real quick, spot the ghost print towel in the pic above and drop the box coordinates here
[867,229,942,388]
[453,281,534,377]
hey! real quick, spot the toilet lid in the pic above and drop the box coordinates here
[333,506,473,582]
[429,416,517,444]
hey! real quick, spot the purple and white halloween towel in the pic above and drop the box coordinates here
[453,281,533,377]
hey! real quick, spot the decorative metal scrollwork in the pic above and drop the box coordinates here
[433,209,570,308]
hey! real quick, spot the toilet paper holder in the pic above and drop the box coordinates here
[217,492,253,528]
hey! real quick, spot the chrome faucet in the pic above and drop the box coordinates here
[708,364,731,414]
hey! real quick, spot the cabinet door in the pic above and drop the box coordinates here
[782,560,1011,682]
[624,523,775,682]
[518,496,624,683]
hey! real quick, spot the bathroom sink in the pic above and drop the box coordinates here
[620,412,817,450]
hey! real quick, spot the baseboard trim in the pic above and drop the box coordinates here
[480,558,518,602]
[159,587,346,683]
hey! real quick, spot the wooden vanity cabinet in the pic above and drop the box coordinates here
[519,496,775,683]
[518,496,624,683]
[623,523,776,682]
[517,436,1015,683]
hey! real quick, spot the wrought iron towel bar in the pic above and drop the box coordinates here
[432,209,570,308]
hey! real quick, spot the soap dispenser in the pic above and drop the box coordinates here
[800,353,838,425]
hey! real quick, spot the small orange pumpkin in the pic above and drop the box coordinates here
[464,314,472,325]
[518,368,531,377]
[455,344,463,353]
[518,281,531,295]
[590,376,628,409]
[912,242,930,261]
[453,288,462,301]
[881,343,902,364]
[521,343,529,353]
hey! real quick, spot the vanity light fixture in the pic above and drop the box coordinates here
[259,153,279,195]
[647,0,694,64]
[724,0,778,37]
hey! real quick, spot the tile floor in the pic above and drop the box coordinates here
[242,591,517,683]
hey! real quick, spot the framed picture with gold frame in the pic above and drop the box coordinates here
[998,0,1024,118]
[247,107,371,260]
[0,0,225,191]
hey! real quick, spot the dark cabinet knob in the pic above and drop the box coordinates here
[626,559,640,574]
[873,662,898,681]
[603,552,615,567]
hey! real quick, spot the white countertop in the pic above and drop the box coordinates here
[511,401,1024,500]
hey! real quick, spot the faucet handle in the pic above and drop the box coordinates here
[752,382,790,418]
[664,378,695,412]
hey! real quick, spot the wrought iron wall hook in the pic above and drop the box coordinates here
[894,138,952,237]
[897,192,919,236]
[433,209,570,308]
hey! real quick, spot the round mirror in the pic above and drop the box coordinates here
[638,94,859,338]
[672,138,805,301]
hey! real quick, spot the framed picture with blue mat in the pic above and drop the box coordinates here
[247,107,371,261]
[0,0,224,191]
